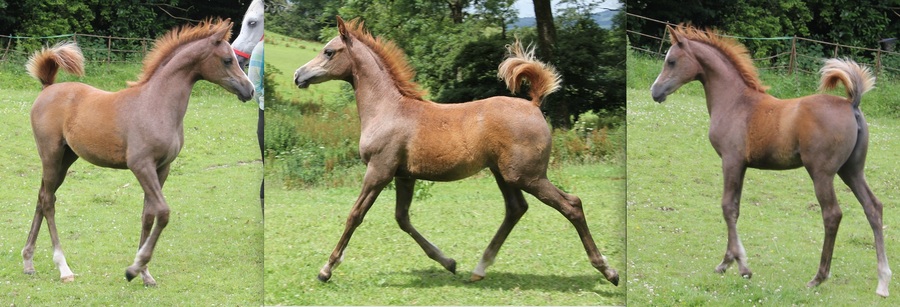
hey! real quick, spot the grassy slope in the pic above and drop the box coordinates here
[264,33,626,305]
[627,54,900,305]
[0,62,263,304]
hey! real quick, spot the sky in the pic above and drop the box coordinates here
[513,0,622,18]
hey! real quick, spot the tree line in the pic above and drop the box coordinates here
[627,0,899,60]
[0,0,249,51]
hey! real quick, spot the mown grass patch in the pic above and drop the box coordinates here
[264,163,625,305]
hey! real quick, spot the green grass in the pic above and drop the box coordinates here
[264,163,625,305]
[627,54,900,305]
[0,61,263,304]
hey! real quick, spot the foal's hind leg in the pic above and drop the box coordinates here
[523,178,618,286]
[806,169,842,289]
[394,177,457,274]
[125,161,171,287]
[23,146,78,282]
[470,170,528,281]
[714,163,752,278]
[318,166,392,282]
[839,168,891,297]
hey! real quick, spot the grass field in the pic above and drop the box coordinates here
[0,59,263,304]
[263,31,627,305]
[265,164,625,306]
[627,53,900,305]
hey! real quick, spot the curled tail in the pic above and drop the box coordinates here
[818,58,874,108]
[497,39,561,106]
[26,42,84,89]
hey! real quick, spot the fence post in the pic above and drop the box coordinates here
[789,36,796,75]
[875,49,882,77]
[1,37,12,62]
[657,25,669,56]
[107,35,112,64]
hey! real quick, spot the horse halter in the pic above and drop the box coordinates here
[233,35,264,60]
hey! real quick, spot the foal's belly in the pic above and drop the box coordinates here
[62,116,128,168]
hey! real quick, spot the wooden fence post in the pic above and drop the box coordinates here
[657,25,669,57]
[789,36,796,75]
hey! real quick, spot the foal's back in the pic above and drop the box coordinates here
[399,95,551,182]
[743,92,860,170]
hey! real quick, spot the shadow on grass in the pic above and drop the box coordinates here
[380,268,621,297]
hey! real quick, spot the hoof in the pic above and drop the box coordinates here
[23,269,35,275]
[446,259,457,274]
[714,265,728,274]
[144,280,158,288]
[741,272,753,279]
[606,270,619,286]
[317,271,332,282]
[60,275,75,283]
[470,274,484,282]
[125,268,138,282]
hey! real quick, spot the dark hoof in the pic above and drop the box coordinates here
[125,270,137,282]
[607,270,620,286]
[447,259,457,274]
[317,272,331,282]
[742,272,753,279]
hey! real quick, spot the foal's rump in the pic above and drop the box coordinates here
[30,83,128,168]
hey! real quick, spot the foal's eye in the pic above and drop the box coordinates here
[323,49,335,58]
[224,58,234,66]
[666,59,676,67]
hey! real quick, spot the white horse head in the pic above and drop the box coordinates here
[232,0,264,69]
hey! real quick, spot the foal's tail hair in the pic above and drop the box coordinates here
[26,42,85,89]
[497,39,561,106]
[818,58,874,108]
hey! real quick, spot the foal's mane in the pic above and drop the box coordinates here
[342,18,426,99]
[128,18,232,87]
[671,24,769,92]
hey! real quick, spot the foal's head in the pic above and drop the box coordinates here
[650,25,703,103]
[195,20,255,101]
[651,24,767,103]
[293,17,355,88]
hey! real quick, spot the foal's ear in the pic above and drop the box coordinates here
[211,19,233,46]
[337,16,351,45]
[667,25,682,45]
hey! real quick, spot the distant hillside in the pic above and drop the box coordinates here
[510,10,618,29]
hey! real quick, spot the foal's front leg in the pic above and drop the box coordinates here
[714,161,752,278]
[125,161,171,286]
[318,166,393,282]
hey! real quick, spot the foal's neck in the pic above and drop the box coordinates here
[348,44,407,130]
[141,43,203,122]
[691,41,755,117]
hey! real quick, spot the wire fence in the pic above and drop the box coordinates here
[0,33,155,64]
[626,13,900,79]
